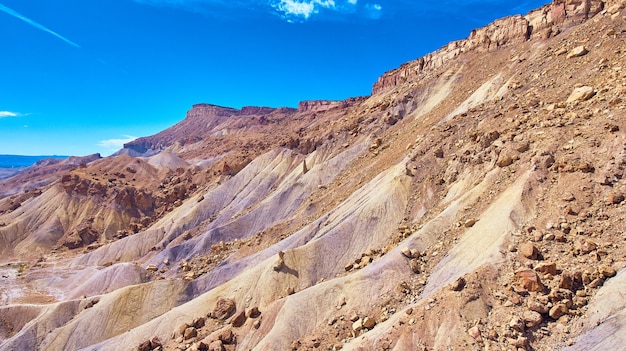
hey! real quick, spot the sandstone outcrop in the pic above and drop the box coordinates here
[372,0,605,94]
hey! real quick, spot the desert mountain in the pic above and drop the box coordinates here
[1,0,626,350]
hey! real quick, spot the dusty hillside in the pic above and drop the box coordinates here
[1,0,626,350]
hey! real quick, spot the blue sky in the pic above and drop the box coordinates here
[1,0,548,156]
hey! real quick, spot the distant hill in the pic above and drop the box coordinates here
[0,155,68,180]
[0,155,68,168]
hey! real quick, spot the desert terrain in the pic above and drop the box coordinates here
[1,1,626,350]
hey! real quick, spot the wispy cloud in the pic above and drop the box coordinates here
[0,111,29,118]
[98,135,137,150]
[0,111,18,118]
[0,3,80,48]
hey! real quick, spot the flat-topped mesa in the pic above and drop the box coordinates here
[123,103,298,155]
[297,97,367,113]
[186,104,239,119]
[298,100,342,113]
[187,104,296,119]
[240,106,279,115]
[372,0,605,95]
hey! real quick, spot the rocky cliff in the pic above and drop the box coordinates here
[372,0,605,95]
[124,104,297,155]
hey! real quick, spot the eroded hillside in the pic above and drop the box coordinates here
[1,1,626,350]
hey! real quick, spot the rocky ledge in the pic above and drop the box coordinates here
[372,0,604,95]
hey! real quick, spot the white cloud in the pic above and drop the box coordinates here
[0,111,18,118]
[276,0,315,18]
[98,135,137,150]
[135,0,374,20]
[274,0,337,19]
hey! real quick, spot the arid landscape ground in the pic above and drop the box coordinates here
[2,0,626,350]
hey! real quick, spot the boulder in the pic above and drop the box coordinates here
[598,265,617,278]
[211,298,236,320]
[230,310,247,327]
[566,86,595,103]
[363,316,376,329]
[150,337,162,349]
[607,192,625,205]
[559,273,575,290]
[523,310,543,328]
[401,246,413,258]
[450,277,466,291]
[218,328,234,344]
[184,327,198,340]
[496,154,514,167]
[515,269,545,292]
[177,323,190,336]
[193,317,205,328]
[549,303,569,319]
[208,340,225,351]
[527,299,549,314]
[567,46,589,58]
[246,306,261,318]
[468,325,482,342]
[535,262,557,275]
[509,316,525,332]
[137,340,151,351]
[409,259,421,274]
[520,242,539,260]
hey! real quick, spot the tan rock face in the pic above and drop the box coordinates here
[372,0,604,94]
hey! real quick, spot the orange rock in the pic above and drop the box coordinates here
[515,269,545,292]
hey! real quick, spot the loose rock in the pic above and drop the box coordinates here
[523,310,543,328]
[566,86,595,103]
[211,298,236,320]
[566,46,589,58]
[208,340,224,351]
[230,310,247,327]
[363,316,376,329]
[218,328,234,344]
[247,306,261,318]
[184,327,198,340]
[520,242,539,260]
[450,277,466,291]
[515,269,545,292]
[535,262,557,275]
[549,303,569,319]
[599,265,617,278]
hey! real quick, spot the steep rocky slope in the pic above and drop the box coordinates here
[1,0,626,350]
